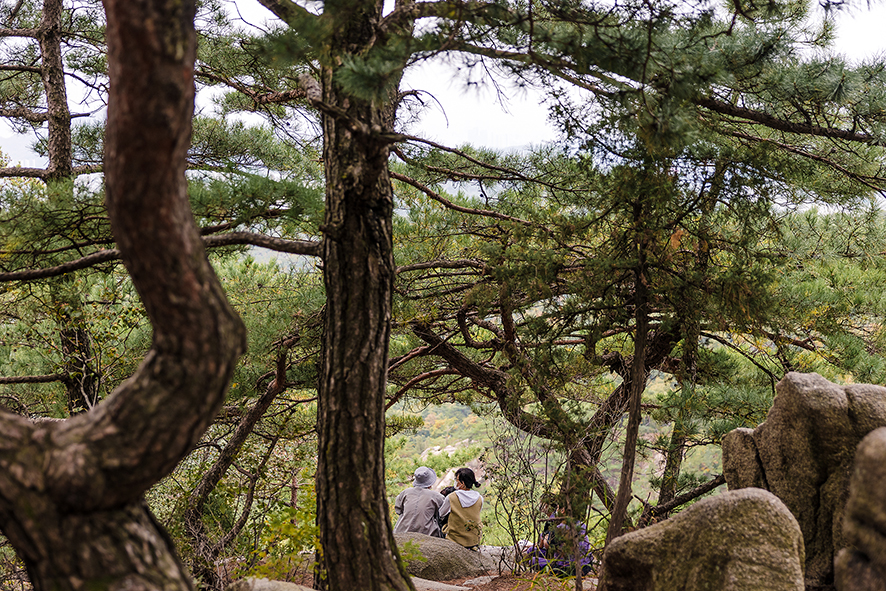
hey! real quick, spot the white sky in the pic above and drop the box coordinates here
[403,2,886,150]
[2,0,886,162]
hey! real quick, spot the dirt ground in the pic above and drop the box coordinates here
[440,573,597,591]
[288,571,597,591]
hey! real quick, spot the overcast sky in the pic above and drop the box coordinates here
[1,0,885,163]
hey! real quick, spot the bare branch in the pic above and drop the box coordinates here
[637,474,726,527]
[0,374,68,385]
[388,345,432,372]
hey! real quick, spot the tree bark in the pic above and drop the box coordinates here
[59,320,101,414]
[0,2,247,591]
[312,1,414,589]
[603,195,651,548]
[39,0,71,181]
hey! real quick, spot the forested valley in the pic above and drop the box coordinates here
[1,0,886,590]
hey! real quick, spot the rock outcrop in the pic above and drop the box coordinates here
[721,372,886,587]
[395,532,495,581]
[601,488,804,591]
[835,427,886,591]
[227,578,314,591]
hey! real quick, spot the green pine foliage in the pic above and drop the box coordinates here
[5,0,886,582]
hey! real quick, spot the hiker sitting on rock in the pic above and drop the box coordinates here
[393,466,446,537]
[437,486,456,529]
[440,467,483,549]
[522,495,595,576]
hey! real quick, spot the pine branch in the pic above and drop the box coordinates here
[388,345,432,372]
[0,250,120,282]
[697,97,881,145]
[0,167,46,179]
[396,259,487,274]
[186,334,298,574]
[0,64,40,73]
[386,368,461,410]
[0,233,321,283]
[724,129,886,192]
[380,0,511,35]
[0,27,38,38]
[454,41,630,93]
[391,171,536,227]
[699,331,778,385]
[392,144,573,195]
[0,107,48,123]
[254,0,317,25]
[4,0,24,24]
[73,164,103,175]
[196,67,307,106]
[202,231,321,256]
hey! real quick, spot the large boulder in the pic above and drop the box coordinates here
[835,428,886,591]
[721,372,886,587]
[395,532,494,581]
[601,488,804,591]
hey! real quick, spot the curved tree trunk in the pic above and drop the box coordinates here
[0,2,246,591]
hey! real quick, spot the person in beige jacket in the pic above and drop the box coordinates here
[440,467,483,549]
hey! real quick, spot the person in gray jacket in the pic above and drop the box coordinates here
[393,466,445,537]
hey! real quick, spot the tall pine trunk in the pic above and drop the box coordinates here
[312,1,413,589]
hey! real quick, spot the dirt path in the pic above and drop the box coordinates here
[437,573,598,591]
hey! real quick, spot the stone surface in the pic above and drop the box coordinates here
[476,545,518,572]
[834,427,886,591]
[601,488,804,591]
[461,575,496,587]
[411,576,471,591]
[226,578,314,591]
[396,532,495,581]
[721,372,886,586]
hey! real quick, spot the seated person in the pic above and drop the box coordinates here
[522,497,595,576]
[437,486,456,529]
[393,466,445,537]
[440,467,483,549]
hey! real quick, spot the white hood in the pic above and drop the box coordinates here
[455,489,481,508]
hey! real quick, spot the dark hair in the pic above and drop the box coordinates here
[440,486,456,497]
[455,467,480,489]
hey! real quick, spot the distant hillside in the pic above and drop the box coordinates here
[386,403,491,457]
[386,402,723,508]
